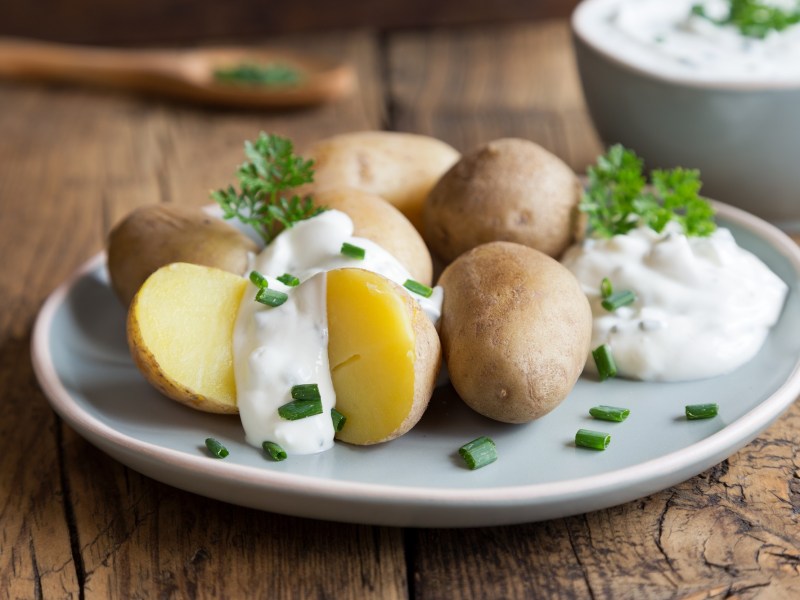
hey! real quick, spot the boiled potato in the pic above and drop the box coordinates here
[108,204,259,306]
[127,262,248,414]
[302,131,460,231]
[127,263,441,443]
[327,268,440,444]
[438,241,591,423]
[423,138,583,264]
[314,188,433,285]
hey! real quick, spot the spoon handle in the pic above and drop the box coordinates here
[0,38,180,87]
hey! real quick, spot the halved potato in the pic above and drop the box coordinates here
[127,263,441,443]
[127,262,248,413]
[327,268,440,444]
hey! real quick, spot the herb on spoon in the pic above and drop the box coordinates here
[579,144,715,238]
[214,63,301,86]
[691,0,800,39]
[212,132,325,244]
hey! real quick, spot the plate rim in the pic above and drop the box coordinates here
[31,201,800,521]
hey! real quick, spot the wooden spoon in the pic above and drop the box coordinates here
[0,37,356,108]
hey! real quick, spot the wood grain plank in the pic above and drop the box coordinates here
[386,20,602,169]
[1,29,409,598]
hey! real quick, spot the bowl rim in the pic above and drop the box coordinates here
[571,0,800,91]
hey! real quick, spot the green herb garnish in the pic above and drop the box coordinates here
[262,441,288,461]
[579,145,715,238]
[205,437,229,458]
[458,436,498,470]
[340,242,366,260]
[249,270,269,288]
[592,344,618,381]
[291,383,321,401]
[212,132,325,244]
[255,287,288,307]
[331,408,347,432]
[685,403,719,420]
[575,429,611,451]
[277,273,300,287]
[601,289,636,312]
[278,398,323,420]
[692,0,800,39]
[589,405,630,422]
[403,279,434,298]
[214,63,301,86]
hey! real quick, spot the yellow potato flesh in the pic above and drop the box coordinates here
[327,269,416,445]
[129,262,247,412]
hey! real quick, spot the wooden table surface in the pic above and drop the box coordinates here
[2,20,800,599]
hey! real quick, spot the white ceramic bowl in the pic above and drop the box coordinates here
[572,0,800,230]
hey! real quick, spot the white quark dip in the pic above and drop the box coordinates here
[574,0,800,83]
[232,209,442,454]
[561,223,788,381]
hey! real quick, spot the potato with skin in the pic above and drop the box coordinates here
[127,262,248,414]
[127,263,441,444]
[302,131,460,232]
[108,204,259,306]
[424,138,584,264]
[314,188,433,286]
[327,268,441,444]
[438,242,592,424]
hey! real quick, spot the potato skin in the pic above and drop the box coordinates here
[108,204,259,306]
[314,188,433,286]
[423,138,583,264]
[301,131,460,231]
[438,241,591,423]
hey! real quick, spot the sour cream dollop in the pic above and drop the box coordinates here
[574,0,800,83]
[561,224,788,381]
[232,210,442,454]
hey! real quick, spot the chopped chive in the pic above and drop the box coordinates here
[340,242,366,260]
[403,279,434,298]
[278,398,323,420]
[262,441,287,461]
[592,344,618,381]
[589,405,630,422]
[277,272,300,287]
[600,277,613,298]
[601,289,636,311]
[249,270,269,288]
[458,436,497,470]
[685,403,718,420]
[575,429,610,450]
[255,287,288,307]
[205,437,229,458]
[291,383,321,401]
[331,408,347,432]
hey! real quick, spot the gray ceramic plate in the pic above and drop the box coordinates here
[31,202,800,527]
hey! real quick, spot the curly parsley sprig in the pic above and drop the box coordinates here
[211,132,325,244]
[579,145,716,239]
[692,0,800,39]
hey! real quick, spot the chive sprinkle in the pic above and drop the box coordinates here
[575,429,611,450]
[589,405,630,422]
[255,287,288,307]
[278,398,323,420]
[331,408,347,432]
[277,272,300,287]
[291,383,321,401]
[249,270,269,288]
[341,242,366,260]
[601,289,636,311]
[458,436,498,470]
[403,279,434,298]
[592,344,618,381]
[205,437,229,458]
[262,441,287,461]
[600,277,613,299]
[685,403,719,420]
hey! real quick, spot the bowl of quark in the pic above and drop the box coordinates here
[571,0,800,231]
